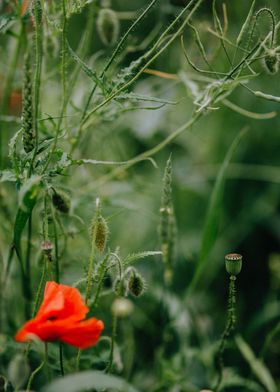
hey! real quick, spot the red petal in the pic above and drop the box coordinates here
[59,318,104,349]
[36,281,88,322]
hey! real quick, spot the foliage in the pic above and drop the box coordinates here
[0,0,279,391]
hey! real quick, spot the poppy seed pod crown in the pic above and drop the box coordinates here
[225,253,243,276]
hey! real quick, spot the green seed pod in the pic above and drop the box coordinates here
[52,189,70,214]
[128,272,145,297]
[22,53,35,153]
[114,277,127,297]
[7,354,30,390]
[225,253,242,276]
[90,215,109,252]
[97,8,120,46]
[264,48,279,74]
[31,0,42,25]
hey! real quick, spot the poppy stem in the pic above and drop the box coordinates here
[59,343,65,376]
[214,275,237,391]
[106,313,118,373]
[26,343,48,391]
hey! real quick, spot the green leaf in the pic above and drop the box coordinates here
[67,42,104,91]
[187,127,248,295]
[235,335,277,392]
[42,370,140,392]
[13,176,41,256]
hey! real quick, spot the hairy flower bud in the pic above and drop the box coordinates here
[97,8,120,46]
[264,48,279,74]
[22,53,35,153]
[225,253,242,276]
[90,216,109,252]
[128,272,145,297]
[52,189,70,214]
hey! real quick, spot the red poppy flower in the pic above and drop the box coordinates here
[15,281,104,349]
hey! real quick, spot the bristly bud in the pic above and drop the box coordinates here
[41,240,53,261]
[31,0,42,25]
[225,253,243,276]
[51,189,70,214]
[128,271,145,297]
[263,48,279,74]
[111,298,134,318]
[97,8,120,46]
[114,277,127,297]
[22,53,35,153]
[90,215,109,252]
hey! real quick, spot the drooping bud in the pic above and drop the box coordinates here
[90,215,109,253]
[22,53,35,153]
[51,189,70,214]
[128,271,145,297]
[225,253,242,276]
[97,8,120,46]
[111,298,134,318]
[263,48,279,74]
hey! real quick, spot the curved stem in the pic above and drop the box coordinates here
[26,343,48,391]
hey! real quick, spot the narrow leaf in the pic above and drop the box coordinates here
[235,335,277,392]
[67,42,104,91]
[187,127,248,294]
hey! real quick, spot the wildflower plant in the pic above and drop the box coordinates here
[0,0,279,391]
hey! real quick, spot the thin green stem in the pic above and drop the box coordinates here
[26,343,48,391]
[24,214,33,319]
[0,21,25,168]
[214,276,236,391]
[76,199,101,370]
[29,0,43,175]
[41,0,68,174]
[105,314,118,373]
[80,0,203,131]
[51,204,60,283]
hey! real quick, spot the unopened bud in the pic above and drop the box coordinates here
[128,272,145,297]
[263,48,279,74]
[90,216,109,252]
[52,189,70,214]
[111,298,134,318]
[97,8,120,46]
[225,253,242,276]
